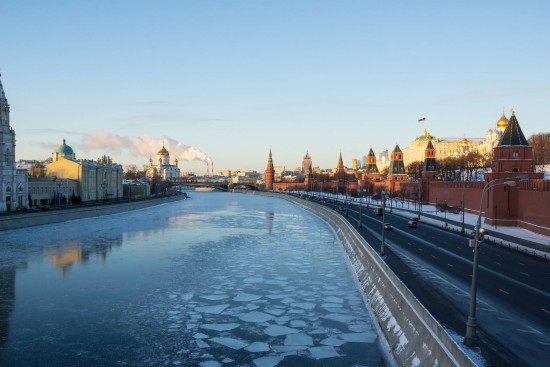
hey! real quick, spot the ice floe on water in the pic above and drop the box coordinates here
[210,337,249,350]
[253,356,283,367]
[239,311,275,323]
[245,341,271,353]
[200,323,240,331]
[264,325,300,337]
[309,346,341,359]
[284,332,314,346]
[233,292,262,301]
[195,304,230,314]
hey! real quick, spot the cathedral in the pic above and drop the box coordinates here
[146,145,180,180]
[0,74,29,211]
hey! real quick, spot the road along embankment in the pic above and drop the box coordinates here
[273,194,476,367]
[0,195,186,231]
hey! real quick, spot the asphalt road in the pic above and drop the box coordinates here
[305,195,550,367]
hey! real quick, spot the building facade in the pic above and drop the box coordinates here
[28,178,79,207]
[46,139,123,202]
[401,112,510,167]
[0,74,29,211]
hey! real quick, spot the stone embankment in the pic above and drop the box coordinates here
[272,193,475,367]
[0,195,186,231]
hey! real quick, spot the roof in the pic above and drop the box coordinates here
[0,73,6,100]
[54,138,75,156]
[157,146,169,155]
[498,112,529,146]
[426,140,435,150]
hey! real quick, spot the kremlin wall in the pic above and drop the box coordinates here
[265,112,549,236]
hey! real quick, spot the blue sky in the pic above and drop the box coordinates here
[2,0,549,174]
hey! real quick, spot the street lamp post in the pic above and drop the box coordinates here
[380,190,390,256]
[464,175,528,347]
[358,187,363,228]
[444,200,447,228]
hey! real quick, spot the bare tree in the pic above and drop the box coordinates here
[528,132,550,170]
[406,161,423,181]
[29,161,46,178]
[124,164,146,180]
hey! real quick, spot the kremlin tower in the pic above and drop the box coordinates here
[265,149,275,190]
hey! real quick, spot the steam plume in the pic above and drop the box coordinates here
[82,131,213,166]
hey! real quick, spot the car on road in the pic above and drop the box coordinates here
[407,220,418,228]
[383,223,393,230]
[338,206,345,211]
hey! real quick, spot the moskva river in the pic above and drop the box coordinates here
[0,192,386,366]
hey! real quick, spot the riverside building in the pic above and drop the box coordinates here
[0,74,29,212]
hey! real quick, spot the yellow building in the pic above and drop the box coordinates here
[402,112,509,167]
[46,139,123,202]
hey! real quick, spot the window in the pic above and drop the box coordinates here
[512,151,519,159]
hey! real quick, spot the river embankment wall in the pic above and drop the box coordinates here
[269,193,475,367]
[0,195,185,231]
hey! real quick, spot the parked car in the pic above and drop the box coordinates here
[407,220,418,228]
[383,223,393,230]
[338,206,345,211]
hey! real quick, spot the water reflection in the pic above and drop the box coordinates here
[47,236,124,275]
[48,244,83,273]
[0,267,16,354]
[265,211,274,233]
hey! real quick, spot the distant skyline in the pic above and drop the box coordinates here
[2,0,549,174]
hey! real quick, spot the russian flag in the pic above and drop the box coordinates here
[418,117,426,122]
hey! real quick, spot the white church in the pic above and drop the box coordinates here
[0,74,29,212]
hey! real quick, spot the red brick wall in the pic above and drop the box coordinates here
[515,180,550,236]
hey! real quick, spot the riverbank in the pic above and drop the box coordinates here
[0,194,186,231]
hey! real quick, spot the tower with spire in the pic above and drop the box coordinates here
[422,140,438,180]
[484,111,544,227]
[265,148,275,190]
[335,152,345,178]
[485,110,542,182]
[0,74,29,211]
[301,151,312,175]
[387,144,408,180]
[364,148,381,179]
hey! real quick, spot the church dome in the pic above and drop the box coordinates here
[496,112,509,129]
[416,128,436,141]
[157,146,169,155]
[54,138,74,157]
[461,137,469,145]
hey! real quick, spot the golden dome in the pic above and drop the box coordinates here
[157,145,169,155]
[497,112,509,129]
[461,137,468,145]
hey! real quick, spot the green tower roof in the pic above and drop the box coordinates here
[498,112,529,146]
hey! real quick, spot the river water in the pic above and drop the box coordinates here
[0,192,386,366]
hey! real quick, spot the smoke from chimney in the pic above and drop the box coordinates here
[82,131,213,170]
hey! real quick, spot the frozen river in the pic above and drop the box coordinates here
[0,192,386,366]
